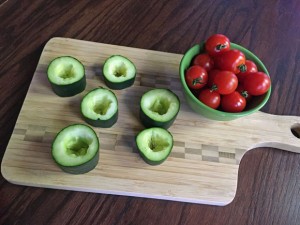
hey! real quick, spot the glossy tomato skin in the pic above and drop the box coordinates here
[243,72,271,96]
[221,91,246,112]
[207,69,220,87]
[192,53,214,72]
[205,34,230,57]
[236,60,258,82]
[185,65,208,90]
[212,70,238,95]
[214,49,246,74]
[198,88,221,109]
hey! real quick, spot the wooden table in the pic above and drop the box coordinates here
[1,0,299,224]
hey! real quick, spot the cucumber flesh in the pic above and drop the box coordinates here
[52,124,99,174]
[47,56,86,97]
[140,89,180,129]
[103,55,136,89]
[81,87,118,127]
[136,127,173,165]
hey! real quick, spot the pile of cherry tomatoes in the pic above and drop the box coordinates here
[185,34,271,113]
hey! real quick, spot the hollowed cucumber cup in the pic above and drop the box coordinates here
[81,87,118,128]
[47,56,86,97]
[51,124,99,174]
[140,89,180,129]
[136,127,174,165]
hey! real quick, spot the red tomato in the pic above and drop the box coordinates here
[207,69,220,87]
[192,53,214,72]
[236,60,258,82]
[212,71,238,95]
[243,72,271,96]
[198,88,221,109]
[236,84,252,101]
[185,66,208,89]
[221,91,246,112]
[205,34,231,57]
[214,49,246,74]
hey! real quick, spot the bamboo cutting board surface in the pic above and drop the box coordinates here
[2,38,300,205]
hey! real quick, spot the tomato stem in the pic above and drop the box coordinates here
[210,84,218,92]
[192,77,205,86]
[238,64,247,73]
[216,44,227,51]
[240,90,249,98]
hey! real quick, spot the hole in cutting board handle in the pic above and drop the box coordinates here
[291,123,300,139]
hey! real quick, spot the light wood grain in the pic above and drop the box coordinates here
[1,37,300,205]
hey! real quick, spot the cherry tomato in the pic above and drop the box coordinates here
[185,65,208,90]
[236,84,252,101]
[198,88,221,109]
[214,49,246,74]
[243,72,271,96]
[221,91,246,112]
[205,34,231,57]
[207,69,220,87]
[212,71,238,95]
[192,53,214,72]
[236,60,258,82]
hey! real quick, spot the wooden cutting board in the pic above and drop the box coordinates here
[2,37,300,205]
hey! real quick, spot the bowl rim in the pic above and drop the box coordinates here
[179,42,272,117]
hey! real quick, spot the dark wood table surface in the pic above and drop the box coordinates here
[1,0,299,224]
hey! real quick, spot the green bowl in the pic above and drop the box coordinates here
[179,42,271,121]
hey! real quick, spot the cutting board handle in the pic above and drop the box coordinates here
[249,112,300,153]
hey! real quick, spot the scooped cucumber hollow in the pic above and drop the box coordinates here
[51,124,99,174]
[140,89,180,129]
[47,56,86,97]
[136,127,174,165]
[81,87,118,128]
[102,55,136,90]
